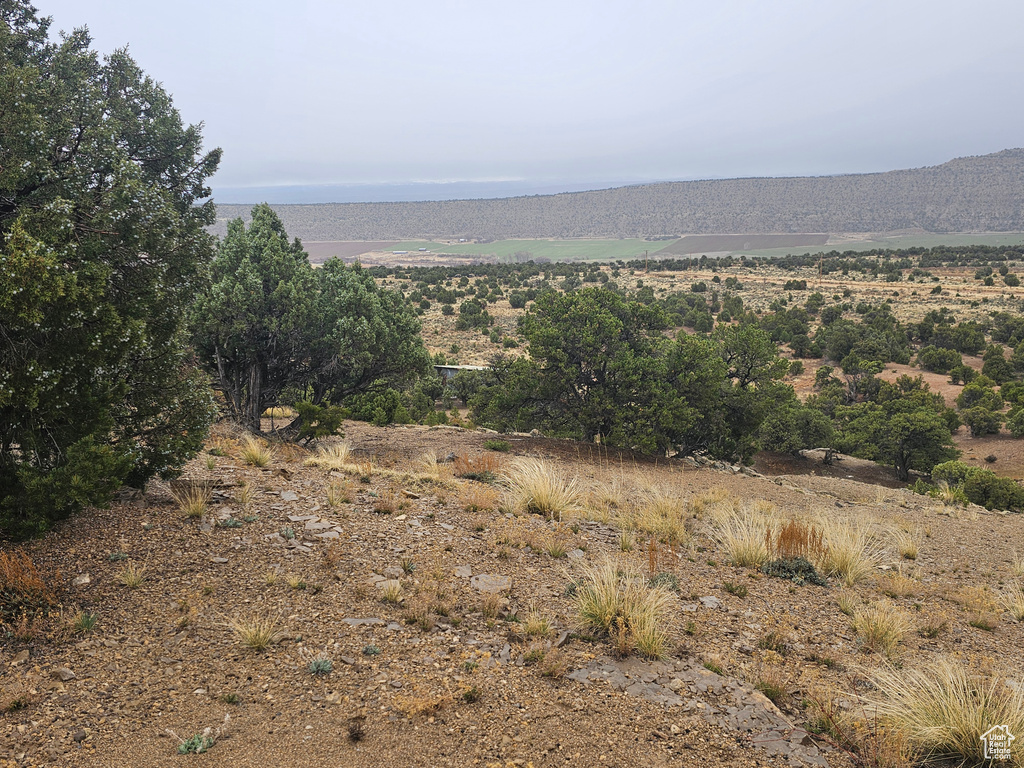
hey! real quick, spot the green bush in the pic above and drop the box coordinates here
[483,439,511,452]
[931,461,1024,512]
[761,557,828,586]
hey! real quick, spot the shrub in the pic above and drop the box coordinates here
[0,550,60,620]
[482,439,510,452]
[761,557,827,586]
[868,660,1024,766]
[573,560,675,659]
[931,460,1024,512]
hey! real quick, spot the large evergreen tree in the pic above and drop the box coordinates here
[0,3,221,537]
[192,205,430,434]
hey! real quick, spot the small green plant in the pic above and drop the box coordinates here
[401,558,416,574]
[108,551,128,561]
[218,693,239,705]
[757,630,789,655]
[177,733,216,754]
[461,686,481,703]
[280,526,296,540]
[649,572,680,592]
[242,514,258,523]
[684,620,697,636]
[462,660,479,672]
[703,661,724,675]
[218,516,242,528]
[722,581,748,598]
[69,609,98,634]
[483,439,510,452]
[308,656,333,675]
[362,644,381,656]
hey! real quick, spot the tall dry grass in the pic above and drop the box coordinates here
[501,458,582,521]
[573,559,675,659]
[868,659,1024,766]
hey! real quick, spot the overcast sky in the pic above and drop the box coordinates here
[38,0,1024,200]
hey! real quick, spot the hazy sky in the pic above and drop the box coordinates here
[38,0,1024,198]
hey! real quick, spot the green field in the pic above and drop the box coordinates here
[385,239,667,262]
[384,233,1024,264]
[728,233,1024,259]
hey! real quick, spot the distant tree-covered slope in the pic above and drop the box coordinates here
[213,149,1024,241]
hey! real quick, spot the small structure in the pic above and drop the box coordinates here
[433,364,488,383]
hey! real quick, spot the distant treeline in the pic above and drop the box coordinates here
[213,149,1024,240]
[368,244,1024,283]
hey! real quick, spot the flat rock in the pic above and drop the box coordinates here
[470,574,511,593]
[11,650,29,665]
[454,565,472,578]
[72,574,91,587]
[281,491,299,501]
[51,667,76,681]
[699,595,723,610]
[342,618,384,627]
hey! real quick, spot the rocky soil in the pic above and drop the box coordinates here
[2,422,1023,767]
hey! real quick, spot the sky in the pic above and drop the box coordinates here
[37,0,1024,202]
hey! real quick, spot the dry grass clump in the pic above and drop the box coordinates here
[372,490,397,515]
[0,549,60,618]
[501,458,582,522]
[117,562,148,589]
[711,505,776,568]
[956,586,1000,630]
[461,484,500,513]
[170,479,213,518]
[880,571,918,599]
[523,607,554,638]
[303,443,353,470]
[814,517,884,587]
[239,435,274,467]
[379,580,403,604]
[227,612,284,651]
[768,519,826,561]
[262,406,296,419]
[851,601,911,657]
[1001,582,1024,621]
[688,487,734,519]
[868,659,1024,766]
[452,453,503,482]
[1011,551,1024,578]
[416,451,454,484]
[632,486,690,546]
[325,479,351,507]
[892,527,920,560]
[573,559,675,659]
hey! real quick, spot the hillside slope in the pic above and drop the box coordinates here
[213,149,1024,241]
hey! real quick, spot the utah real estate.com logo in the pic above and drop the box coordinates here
[981,725,1015,761]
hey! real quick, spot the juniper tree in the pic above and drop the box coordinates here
[0,3,221,537]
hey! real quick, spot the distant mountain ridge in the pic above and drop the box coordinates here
[211,149,1024,241]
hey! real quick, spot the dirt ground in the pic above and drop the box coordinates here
[3,421,1023,767]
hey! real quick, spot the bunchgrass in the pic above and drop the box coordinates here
[117,562,148,589]
[573,559,675,659]
[851,601,911,657]
[171,479,212,518]
[303,442,352,470]
[893,527,919,561]
[1000,582,1024,621]
[228,611,284,651]
[868,659,1024,766]
[815,517,883,587]
[501,458,582,522]
[68,609,98,634]
[633,486,690,546]
[239,436,273,467]
[712,506,775,568]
